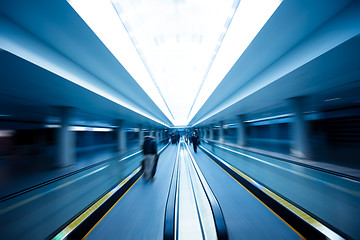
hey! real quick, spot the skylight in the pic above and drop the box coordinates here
[67,0,282,126]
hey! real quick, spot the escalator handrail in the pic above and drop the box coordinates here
[164,143,181,240]
[0,150,142,202]
[1,140,170,202]
[199,145,348,240]
[202,139,360,182]
[50,143,170,239]
[185,143,228,240]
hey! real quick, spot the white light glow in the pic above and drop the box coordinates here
[245,113,294,123]
[0,130,15,137]
[1,12,169,128]
[45,124,61,128]
[187,0,283,123]
[69,126,113,132]
[91,127,113,132]
[67,0,173,123]
[324,97,341,102]
[67,0,281,126]
[110,0,241,126]
[69,126,89,131]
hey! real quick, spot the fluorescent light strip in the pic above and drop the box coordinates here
[187,0,241,120]
[87,0,239,126]
[110,0,175,121]
[187,0,283,124]
[324,97,341,102]
[245,113,294,123]
[67,0,174,124]
[45,124,61,128]
[69,126,113,132]
[67,0,281,127]
[0,15,170,128]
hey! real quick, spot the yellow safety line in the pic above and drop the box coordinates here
[82,173,143,239]
[0,166,108,215]
[215,144,360,197]
[52,167,141,240]
[53,143,170,240]
[2,150,146,215]
[201,150,305,239]
[202,147,345,240]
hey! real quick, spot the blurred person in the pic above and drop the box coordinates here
[171,133,176,145]
[142,135,158,182]
[185,133,189,144]
[176,131,180,144]
[191,131,199,153]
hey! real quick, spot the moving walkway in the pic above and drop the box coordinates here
[1,141,352,239]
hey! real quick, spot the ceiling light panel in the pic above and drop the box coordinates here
[67,0,174,124]
[68,0,281,126]
[188,0,283,124]
[111,0,239,126]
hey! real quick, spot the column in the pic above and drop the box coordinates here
[156,129,160,141]
[159,129,163,141]
[117,120,126,154]
[164,129,168,140]
[237,115,246,147]
[290,97,310,158]
[139,125,144,147]
[209,124,214,140]
[219,121,225,143]
[56,107,75,167]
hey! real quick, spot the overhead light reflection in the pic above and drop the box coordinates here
[187,0,283,124]
[67,0,174,125]
[110,0,239,126]
[324,97,341,102]
[68,0,282,127]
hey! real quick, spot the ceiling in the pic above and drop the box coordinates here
[0,0,173,128]
[110,0,240,124]
[0,0,359,129]
[0,50,167,129]
[189,0,360,126]
[67,0,282,126]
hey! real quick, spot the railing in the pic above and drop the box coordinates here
[200,140,360,240]
[164,142,228,240]
[0,141,168,240]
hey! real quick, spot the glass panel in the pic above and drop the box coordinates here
[0,141,168,239]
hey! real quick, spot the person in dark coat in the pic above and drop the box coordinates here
[176,132,180,144]
[142,136,158,181]
[171,133,177,145]
[191,132,199,153]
